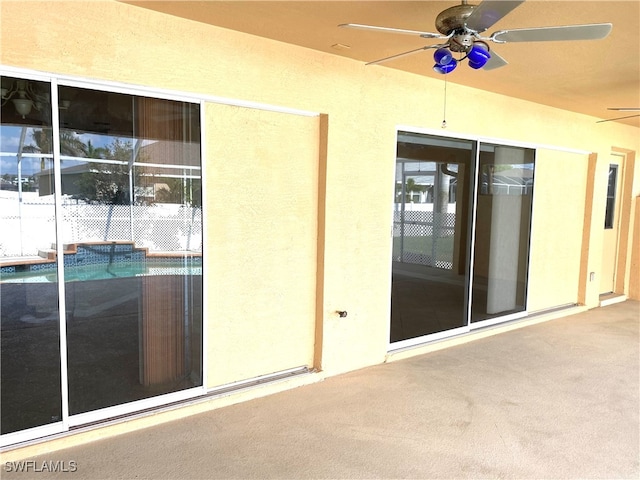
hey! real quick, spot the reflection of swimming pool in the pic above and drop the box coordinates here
[1,260,202,283]
[1,257,203,429]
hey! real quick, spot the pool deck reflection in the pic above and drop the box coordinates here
[1,273,203,434]
[1,241,202,281]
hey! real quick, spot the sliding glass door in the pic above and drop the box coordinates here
[1,74,203,443]
[390,131,535,346]
[58,87,203,417]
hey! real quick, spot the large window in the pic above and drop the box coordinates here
[1,75,203,441]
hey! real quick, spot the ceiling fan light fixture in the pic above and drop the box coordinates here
[467,44,491,69]
[433,58,457,74]
[341,1,614,79]
[433,47,454,65]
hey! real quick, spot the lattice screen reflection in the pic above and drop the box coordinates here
[393,210,456,269]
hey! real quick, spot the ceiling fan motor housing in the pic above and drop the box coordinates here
[436,4,477,52]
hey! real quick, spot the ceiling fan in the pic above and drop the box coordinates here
[597,108,640,123]
[339,0,612,73]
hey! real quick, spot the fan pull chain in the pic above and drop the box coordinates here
[441,75,447,129]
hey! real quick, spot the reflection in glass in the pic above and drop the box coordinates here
[471,145,535,322]
[604,164,617,229]
[1,76,62,434]
[390,133,474,342]
[64,262,202,414]
[390,134,537,342]
[1,78,204,437]
[57,87,203,414]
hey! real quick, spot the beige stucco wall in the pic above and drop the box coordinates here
[1,0,639,451]
[527,149,588,312]
[205,104,320,388]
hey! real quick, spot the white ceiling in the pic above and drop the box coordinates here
[127,1,640,127]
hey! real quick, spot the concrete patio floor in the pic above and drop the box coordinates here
[3,300,639,479]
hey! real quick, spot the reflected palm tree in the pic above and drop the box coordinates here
[75,139,134,205]
[84,139,109,159]
[26,129,87,157]
[404,177,425,203]
[25,129,133,205]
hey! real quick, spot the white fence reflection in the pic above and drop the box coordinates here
[0,192,202,257]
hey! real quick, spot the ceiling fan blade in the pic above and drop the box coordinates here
[482,49,508,70]
[596,114,640,123]
[491,23,612,43]
[338,23,444,39]
[465,0,524,33]
[366,45,442,66]
[608,108,640,111]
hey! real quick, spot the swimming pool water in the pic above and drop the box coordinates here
[0,261,202,283]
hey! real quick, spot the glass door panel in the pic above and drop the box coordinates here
[0,77,62,434]
[391,133,474,342]
[57,86,203,415]
[471,145,534,323]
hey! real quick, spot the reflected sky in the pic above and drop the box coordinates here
[1,125,128,175]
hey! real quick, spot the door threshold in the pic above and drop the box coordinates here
[599,293,627,307]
